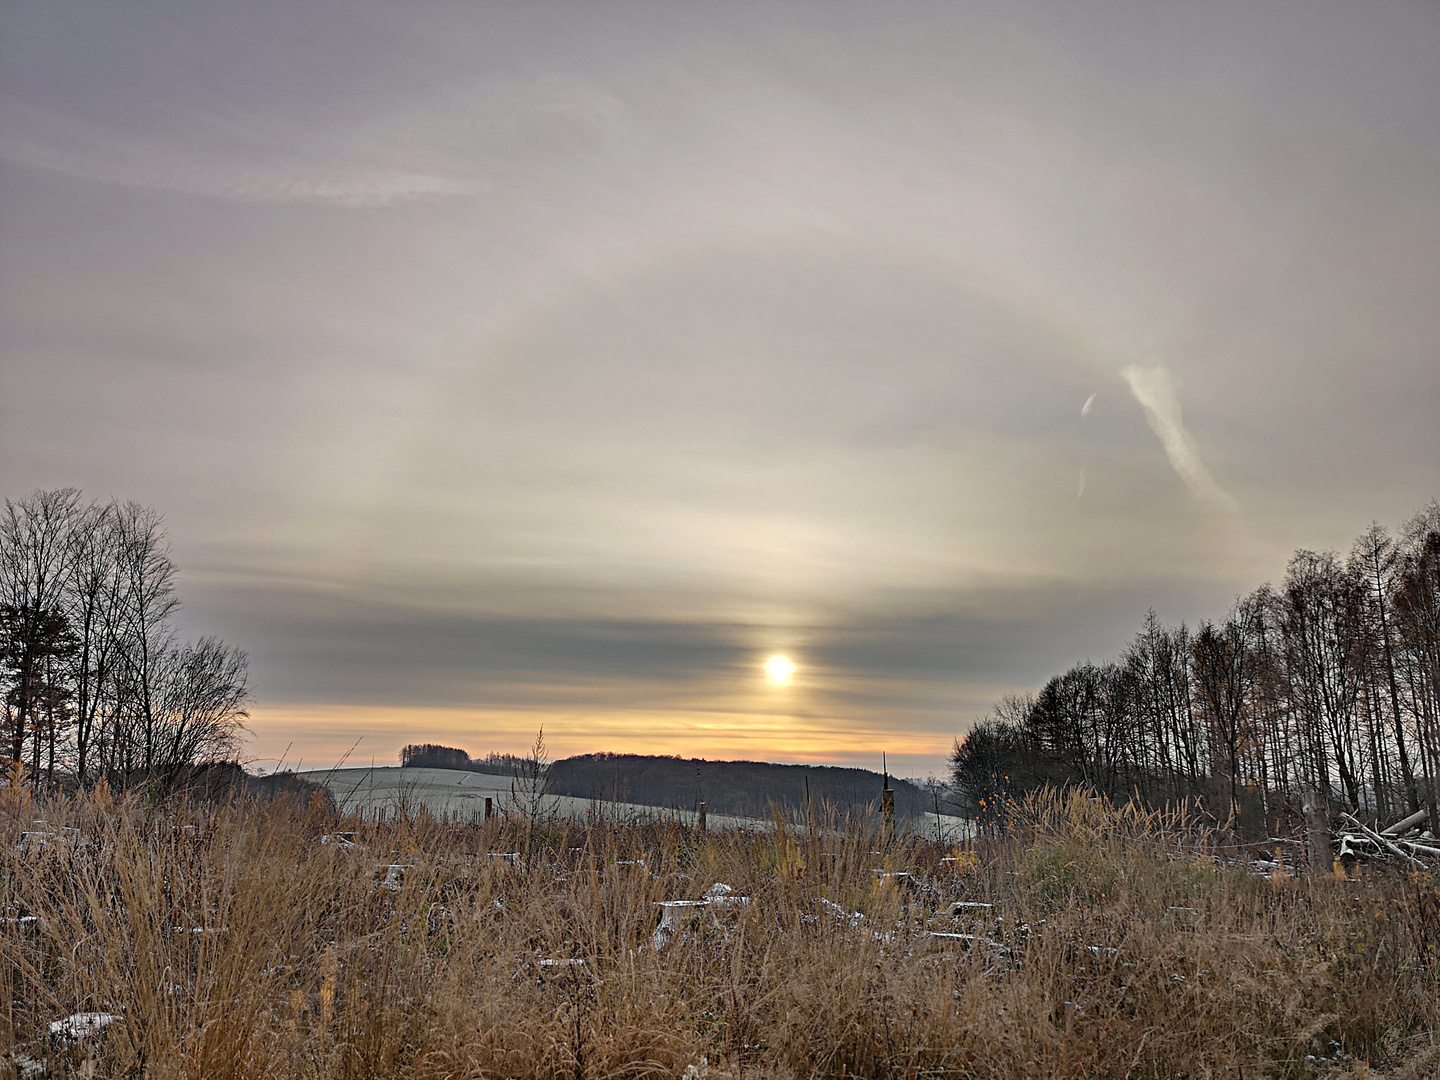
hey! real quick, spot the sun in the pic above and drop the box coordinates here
[764,654,796,686]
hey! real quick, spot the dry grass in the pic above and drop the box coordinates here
[3,784,1439,1079]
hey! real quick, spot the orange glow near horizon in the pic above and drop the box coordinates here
[242,702,955,774]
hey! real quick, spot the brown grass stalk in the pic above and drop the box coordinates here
[2,787,1438,1078]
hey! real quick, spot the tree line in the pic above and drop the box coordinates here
[0,488,250,788]
[399,743,529,774]
[396,745,934,820]
[951,501,1440,834]
[546,753,932,820]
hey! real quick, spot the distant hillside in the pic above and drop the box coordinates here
[546,753,934,820]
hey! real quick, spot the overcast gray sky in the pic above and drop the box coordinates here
[2,1,1437,774]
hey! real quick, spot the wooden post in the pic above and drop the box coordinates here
[698,801,707,832]
[1301,788,1331,874]
[881,753,895,837]
[803,774,813,840]
[485,797,493,821]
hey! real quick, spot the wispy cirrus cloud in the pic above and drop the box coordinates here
[1121,365,1238,512]
[0,101,477,207]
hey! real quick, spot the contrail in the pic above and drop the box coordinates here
[1081,393,1096,418]
[1120,365,1238,512]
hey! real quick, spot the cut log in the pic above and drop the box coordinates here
[1398,841,1440,859]
[1339,813,1429,870]
[1381,807,1431,836]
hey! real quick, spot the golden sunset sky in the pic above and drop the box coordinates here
[2,2,1438,775]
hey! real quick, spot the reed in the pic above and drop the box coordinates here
[3,785,1438,1078]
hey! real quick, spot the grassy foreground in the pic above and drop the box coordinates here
[3,786,1439,1079]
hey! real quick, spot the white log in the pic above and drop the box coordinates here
[1397,841,1440,859]
[1381,808,1431,836]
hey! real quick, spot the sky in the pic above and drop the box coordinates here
[2,1,1437,777]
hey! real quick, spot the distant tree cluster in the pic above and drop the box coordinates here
[952,501,1440,833]
[400,743,472,770]
[398,744,527,774]
[0,489,250,788]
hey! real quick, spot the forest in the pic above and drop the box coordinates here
[951,500,1440,834]
[0,488,250,788]
[545,753,932,819]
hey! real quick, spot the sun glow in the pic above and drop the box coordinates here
[764,654,797,686]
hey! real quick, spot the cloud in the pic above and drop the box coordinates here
[0,101,477,207]
[1081,392,1096,418]
[1120,365,1238,512]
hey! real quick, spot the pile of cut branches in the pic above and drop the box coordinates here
[1336,807,1440,870]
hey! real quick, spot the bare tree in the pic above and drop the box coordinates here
[153,637,250,780]
[1350,523,1420,816]
[949,695,1035,827]
[1,488,251,789]
[1393,503,1440,832]
[112,502,179,777]
[63,501,127,784]
[1283,550,1368,811]
[0,489,82,774]
[511,727,555,823]
[1192,608,1254,822]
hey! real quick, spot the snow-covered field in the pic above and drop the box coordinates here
[296,766,769,830]
[298,765,975,840]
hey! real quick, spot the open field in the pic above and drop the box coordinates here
[4,786,1440,1079]
[296,766,769,833]
[295,766,974,842]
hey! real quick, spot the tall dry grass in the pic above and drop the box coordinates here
[3,783,1439,1079]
